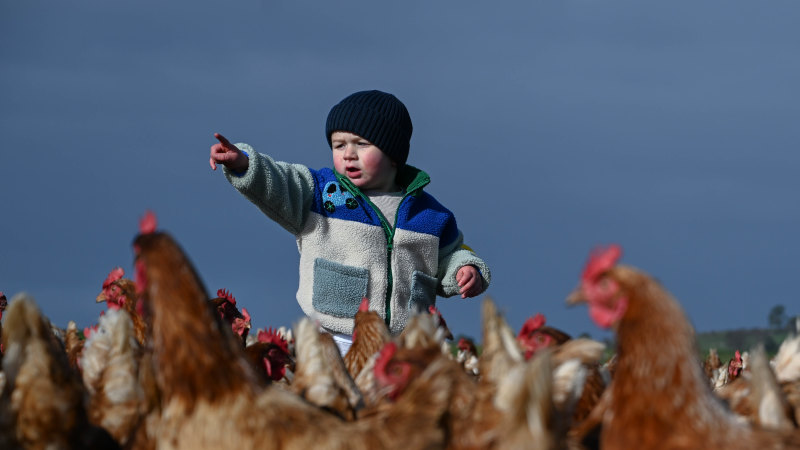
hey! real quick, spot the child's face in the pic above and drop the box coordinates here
[331,131,398,192]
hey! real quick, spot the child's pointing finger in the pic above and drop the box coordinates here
[215,132,233,147]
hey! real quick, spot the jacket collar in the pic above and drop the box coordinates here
[395,164,430,195]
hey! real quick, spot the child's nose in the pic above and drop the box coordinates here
[343,145,358,159]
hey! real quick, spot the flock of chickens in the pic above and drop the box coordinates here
[0,213,799,449]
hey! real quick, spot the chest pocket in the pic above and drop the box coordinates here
[312,258,369,318]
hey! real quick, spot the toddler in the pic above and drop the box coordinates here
[210,90,491,354]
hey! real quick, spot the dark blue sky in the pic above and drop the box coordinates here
[2,1,798,341]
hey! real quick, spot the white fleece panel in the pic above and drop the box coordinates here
[296,212,389,333]
[390,227,440,332]
[295,213,442,335]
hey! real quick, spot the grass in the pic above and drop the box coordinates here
[694,327,791,362]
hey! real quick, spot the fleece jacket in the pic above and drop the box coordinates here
[223,144,491,335]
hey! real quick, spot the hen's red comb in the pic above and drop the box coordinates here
[102,267,125,289]
[428,305,450,331]
[84,324,99,340]
[139,210,157,234]
[257,327,289,353]
[583,244,622,282]
[374,341,398,376]
[358,297,370,312]
[518,313,546,338]
[216,288,236,305]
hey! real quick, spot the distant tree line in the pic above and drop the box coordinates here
[724,327,782,354]
[768,304,798,332]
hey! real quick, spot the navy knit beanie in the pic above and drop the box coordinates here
[326,90,413,166]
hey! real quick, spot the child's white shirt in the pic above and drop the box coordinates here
[365,190,404,226]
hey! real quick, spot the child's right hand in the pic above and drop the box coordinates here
[209,133,249,172]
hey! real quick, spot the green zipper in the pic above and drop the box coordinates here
[335,167,430,329]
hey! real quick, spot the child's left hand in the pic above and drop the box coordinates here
[456,265,482,299]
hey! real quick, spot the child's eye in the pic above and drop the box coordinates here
[358,141,370,146]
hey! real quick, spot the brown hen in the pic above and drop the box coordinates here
[566,244,800,449]
[345,297,390,380]
[0,294,119,449]
[80,308,147,446]
[291,319,364,420]
[96,267,148,346]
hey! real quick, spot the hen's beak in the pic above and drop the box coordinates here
[96,293,107,303]
[565,284,586,306]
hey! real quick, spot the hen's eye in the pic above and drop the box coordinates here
[387,362,405,377]
[599,278,615,293]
